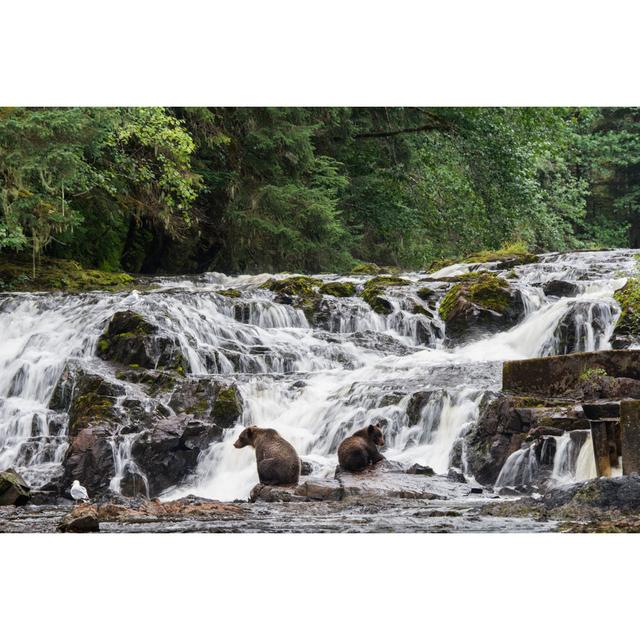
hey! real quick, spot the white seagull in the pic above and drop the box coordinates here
[70,480,89,502]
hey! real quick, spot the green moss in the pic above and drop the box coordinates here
[427,242,537,274]
[69,392,116,435]
[360,276,410,315]
[439,271,511,321]
[97,339,109,353]
[129,363,140,369]
[0,257,134,293]
[614,277,640,336]
[579,367,608,382]
[218,288,241,298]
[261,276,322,296]
[319,281,356,297]
[350,262,382,275]
[212,385,242,422]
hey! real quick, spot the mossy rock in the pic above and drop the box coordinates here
[350,262,382,275]
[261,276,323,321]
[0,257,134,293]
[439,271,524,342]
[439,272,511,321]
[97,310,187,372]
[218,288,242,298]
[319,281,356,297]
[412,303,432,317]
[261,276,322,296]
[212,385,243,429]
[360,276,410,315]
[612,278,640,347]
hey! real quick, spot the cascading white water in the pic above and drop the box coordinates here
[0,249,637,499]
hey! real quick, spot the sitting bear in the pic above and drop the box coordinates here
[233,426,301,485]
[337,423,385,472]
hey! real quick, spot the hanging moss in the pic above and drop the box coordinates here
[319,281,356,297]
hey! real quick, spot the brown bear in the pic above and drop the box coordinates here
[337,423,385,472]
[233,426,301,485]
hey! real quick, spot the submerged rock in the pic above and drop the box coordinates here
[0,468,31,506]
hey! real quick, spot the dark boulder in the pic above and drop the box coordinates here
[405,463,435,476]
[542,280,580,298]
[131,415,222,496]
[97,310,187,373]
[543,474,640,512]
[62,425,116,497]
[463,394,527,486]
[0,468,31,506]
[543,302,613,355]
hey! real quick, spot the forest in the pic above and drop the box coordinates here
[1,106,640,277]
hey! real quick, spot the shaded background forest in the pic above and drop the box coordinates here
[1,107,640,275]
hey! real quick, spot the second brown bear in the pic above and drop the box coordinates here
[337,423,385,472]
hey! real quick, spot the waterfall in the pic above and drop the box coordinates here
[0,249,637,499]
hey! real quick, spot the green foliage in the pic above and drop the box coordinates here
[2,107,639,277]
[579,368,608,382]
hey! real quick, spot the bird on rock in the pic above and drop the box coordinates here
[70,480,89,502]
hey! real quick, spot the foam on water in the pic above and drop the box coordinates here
[0,249,637,498]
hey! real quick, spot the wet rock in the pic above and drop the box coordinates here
[463,394,526,486]
[502,350,640,398]
[300,460,314,476]
[544,302,612,355]
[295,479,344,501]
[119,470,149,498]
[96,496,243,521]
[543,475,640,512]
[169,379,243,429]
[405,463,435,476]
[58,504,100,532]
[360,276,410,315]
[97,310,187,373]
[319,281,356,297]
[0,468,31,506]
[62,425,116,497]
[131,416,222,496]
[249,483,304,503]
[542,280,580,298]
[447,467,467,483]
[439,272,525,343]
[261,276,323,321]
[612,278,640,349]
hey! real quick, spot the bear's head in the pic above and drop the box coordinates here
[233,426,258,449]
[367,423,385,447]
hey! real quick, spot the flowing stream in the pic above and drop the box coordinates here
[0,249,637,500]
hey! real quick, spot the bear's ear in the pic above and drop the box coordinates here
[368,425,375,434]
